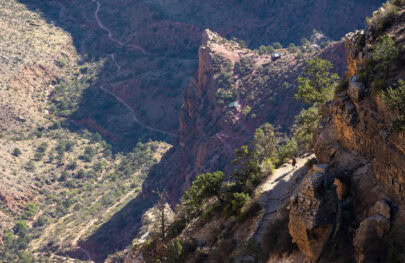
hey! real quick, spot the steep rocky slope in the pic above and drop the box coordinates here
[289,3,405,262]
[0,1,171,262]
[142,30,347,204]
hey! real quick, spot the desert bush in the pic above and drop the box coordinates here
[37,142,48,153]
[14,221,29,237]
[273,42,283,49]
[82,146,95,162]
[215,88,238,106]
[25,161,35,172]
[34,152,45,161]
[22,202,39,220]
[12,147,22,157]
[258,45,274,55]
[224,192,250,217]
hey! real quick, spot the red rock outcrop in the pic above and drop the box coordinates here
[143,30,347,204]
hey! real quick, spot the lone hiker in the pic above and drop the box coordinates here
[292,157,297,169]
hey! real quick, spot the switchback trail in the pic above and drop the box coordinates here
[90,0,175,137]
[99,86,176,137]
[92,0,148,54]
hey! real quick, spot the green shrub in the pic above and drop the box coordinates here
[293,107,320,154]
[371,35,398,77]
[288,43,298,53]
[33,215,48,228]
[295,58,338,105]
[37,142,48,153]
[82,146,95,162]
[34,152,45,161]
[224,192,250,216]
[14,221,29,237]
[22,202,39,220]
[258,45,274,55]
[12,147,22,157]
[382,79,405,131]
[182,171,225,214]
[25,161,35,172]
[273,42,283,49]
[215,88,238,106]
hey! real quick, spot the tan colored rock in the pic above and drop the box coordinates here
[289,172,337,262]
[312,164,328,174]
[369,200,391,219]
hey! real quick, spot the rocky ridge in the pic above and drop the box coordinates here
[289,4,405,262]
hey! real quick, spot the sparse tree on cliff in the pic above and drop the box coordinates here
[182,171,225,213]
[295,57,339,105]
[156,191,169,241]
[253,123,281,161]
[293,58,339,153]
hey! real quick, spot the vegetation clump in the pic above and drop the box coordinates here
[12,147,22,157]
[382,79,405,131]
[366,1,399,33]
[371,35,399,78]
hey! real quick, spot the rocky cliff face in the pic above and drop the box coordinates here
[142,30,347,204]
[289,5,405,262]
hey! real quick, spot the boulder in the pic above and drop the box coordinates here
[289,172,338,262]
[353,214,390,263]
[312,164,328,174]
[369,200,391,219]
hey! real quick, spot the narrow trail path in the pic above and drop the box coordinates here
[89,0,176,138]
[92,0,148,54]
[253,154,314,243]
[99,86,176,137]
